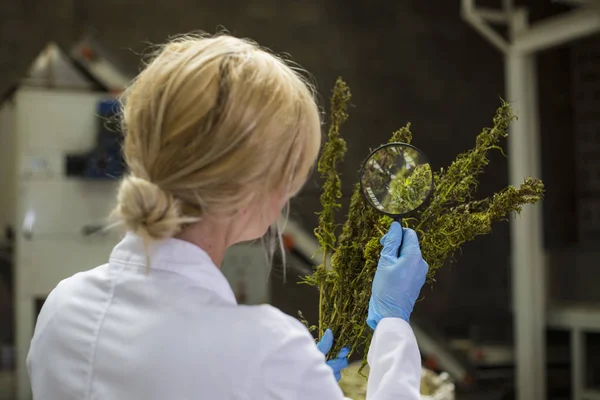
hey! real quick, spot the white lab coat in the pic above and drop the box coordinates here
[27,233,422,400]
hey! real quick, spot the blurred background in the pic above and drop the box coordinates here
[1,0,600,399]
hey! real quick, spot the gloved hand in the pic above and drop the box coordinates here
[367,221,428,330]
[316,328,350,382]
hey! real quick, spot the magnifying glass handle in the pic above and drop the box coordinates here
[395,216,402,258]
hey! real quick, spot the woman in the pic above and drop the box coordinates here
[27,34,428,399]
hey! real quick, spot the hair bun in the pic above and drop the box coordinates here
[115,176,184,240]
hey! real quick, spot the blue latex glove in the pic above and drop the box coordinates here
[316,329,350,382]
[367,221,428,330]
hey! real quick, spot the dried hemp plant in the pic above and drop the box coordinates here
[300,78,544,367]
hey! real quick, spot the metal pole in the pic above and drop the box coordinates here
[506,9,546,400]
[524,32,547,398]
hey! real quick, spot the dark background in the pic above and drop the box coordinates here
[1,0,597,351]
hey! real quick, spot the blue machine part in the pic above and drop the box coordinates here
[83,98,125,179]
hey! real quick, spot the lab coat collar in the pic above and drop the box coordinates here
[110,233,237,305]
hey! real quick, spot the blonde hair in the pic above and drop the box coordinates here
[112,33,321,258]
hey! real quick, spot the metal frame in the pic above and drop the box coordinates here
[461,1,600,399]
[547,304,600,400]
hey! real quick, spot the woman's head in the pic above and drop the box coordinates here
[113,33,321,246]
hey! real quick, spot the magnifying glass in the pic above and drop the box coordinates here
[359,143,434,225]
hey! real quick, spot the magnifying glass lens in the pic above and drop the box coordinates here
[360,144,433,217]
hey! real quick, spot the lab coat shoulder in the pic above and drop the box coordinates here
[28,274,70,345]
[29,264,109,349]
[27,265,114,399]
